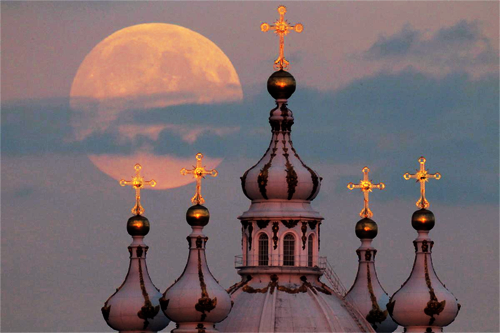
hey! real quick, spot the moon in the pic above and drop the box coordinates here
[70,23,243,189]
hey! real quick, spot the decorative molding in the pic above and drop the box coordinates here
[195,249,217,321]
[301,222,307,250]
[282,219,299,228]
[257,220,270,229]
[272,222,279,250]
[248,222,254,251]
[308,221,317,230]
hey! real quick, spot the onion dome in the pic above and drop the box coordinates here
[101,214,169,332]
[160,204,232,332]
[388,159,459,332]
[102,164,168,332]
[387,209,460,332]
[239,71,322,220]
[346,218,398,333]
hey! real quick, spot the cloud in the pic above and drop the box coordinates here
[364,20,498,75]
[2,69,498,204]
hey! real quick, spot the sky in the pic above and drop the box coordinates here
[1,1,499,332]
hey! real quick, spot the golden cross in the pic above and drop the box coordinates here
[261,5,303,70]
[404,157,441,209]
[181,153,218,205]
[347,167,385,218]
[119,164,156,216]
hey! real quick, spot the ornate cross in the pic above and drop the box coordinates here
[120,164,157,215]
[347,167,385,218]
[181,153,218,205]
[404,157,441,209]
[261,5,303,70]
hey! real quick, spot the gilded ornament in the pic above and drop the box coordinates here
[196,236,203,249]
[422,240,429,253]
[137,254,160,329]
[301,222,307,250]
[120,163,156,216]
[347,167,385,219]
[196,323,207,333]
[195,249,217,321]
[136,245,144,258]
[289,144,321,200]
[284,148,298,200]
[423,252,446,325]
[159,297,169,312]
[308,221,318,230]
[101,304,111,321]
[261,5,303,70]
[181,153,218,205]
[404,157,441,209]
[257,220,270,229]
[366,262,388,329]
[282,219,299,228]
[365,250,372,262]
[272,222,279,250]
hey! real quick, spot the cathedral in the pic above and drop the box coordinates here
[100,6,460,333]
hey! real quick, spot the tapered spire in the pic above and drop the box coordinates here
[102,165,169,332]
[346,167,397,332]
[388,157,460,332]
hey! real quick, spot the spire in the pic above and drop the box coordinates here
[261,5,303,71]
[120,163,157,215]
[346,167,397,332]
[388,157,460,332]
[161,155,232,333]
[102,165,169,332]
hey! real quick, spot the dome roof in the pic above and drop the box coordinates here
[388,230,460,330]
[240,100,321,205]
[102,232,169,332]
[218,273,375,332]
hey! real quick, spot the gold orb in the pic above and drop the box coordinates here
[127,215,150,236]
[186,205,210,227]
[267,70,296,100]
[355,218,378,239]
[411,209,435,231]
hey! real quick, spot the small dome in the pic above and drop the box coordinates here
[355,218,378,239]
[267,70,296,100]
[186,204,210,226]
[411,209,435,231]
[127,215,150,236]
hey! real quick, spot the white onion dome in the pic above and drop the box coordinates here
[102,215,169,332]
[346,218,398,333]
[387,209,460,332]
[160,205,232,333]
[240,71,322,219]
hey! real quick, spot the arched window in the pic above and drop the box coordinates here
[258,234,269,266]
[283,234,295,266]
[308,234,314,267]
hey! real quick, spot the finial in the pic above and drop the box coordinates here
[404,157,441,209]
[261,5,303,70]
[119,164,157,215]
[347,167,385,218]
[180,153,218,205]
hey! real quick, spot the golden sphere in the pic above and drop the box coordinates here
[355,218,378,239]
[186,205,210,227]
[127,215,150,236]
[267,70,296,100]
[411,209,435,231]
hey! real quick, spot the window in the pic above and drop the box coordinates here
[283,234,295,266]
[308,234,314,267]
[258,234,269,266]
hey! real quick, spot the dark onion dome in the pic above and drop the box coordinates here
[267,70,296,99]
[127,215,150,236]
[186,204,210,227]
[411,208,435,231]
[355,218,378,239]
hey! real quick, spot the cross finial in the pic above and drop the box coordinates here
[261,5,303,70]
[119,164,156,215]
[347,167,385,218]
[404,156,441,209]
[180,153,218,205]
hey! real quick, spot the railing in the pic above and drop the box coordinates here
[318,257,348,297]
[234,254,348,298]
[234,254,321,268]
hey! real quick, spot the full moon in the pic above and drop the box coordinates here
[70,23,243,189]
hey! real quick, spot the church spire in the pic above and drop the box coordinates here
[346,167,397,333]
[160,154,232,333]
[102,164,169,332]
[388,157,460,332]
